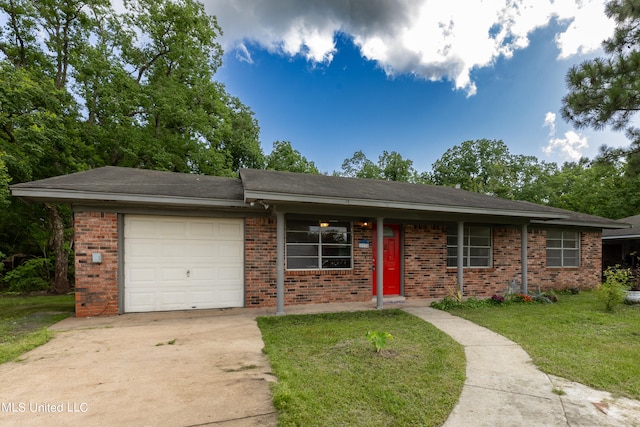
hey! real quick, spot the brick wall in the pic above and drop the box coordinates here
[74,211,119,316]
[245,217,278,307]
[403,225,602,300]
[528,229,602,290]
[244,218,373,307]
[71,213,604,316]
[403,224,449,298]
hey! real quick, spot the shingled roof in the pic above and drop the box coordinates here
[10,166,245,207]
[239,169,626,228]
[603,214,640,239]
[10,166,628,229]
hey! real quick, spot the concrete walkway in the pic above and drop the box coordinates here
[403,306,640,427]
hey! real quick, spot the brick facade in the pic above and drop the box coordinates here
[72,213,604,316]
[74,211,119,316]
[244,219,373,307]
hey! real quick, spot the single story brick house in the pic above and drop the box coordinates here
[11,166,627,317]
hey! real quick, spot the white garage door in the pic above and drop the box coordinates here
[124,215,244,313]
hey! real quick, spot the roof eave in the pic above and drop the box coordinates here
[603,234,640,240]
[244,190,568,220]
[11,188,247,208]
[531,219,630,229]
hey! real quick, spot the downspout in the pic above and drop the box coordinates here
[276,210,285,315]
[521,223,528,294]
[376,217,384,309]
[457,221,464,295]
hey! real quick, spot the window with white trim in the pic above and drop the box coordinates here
[286,220,352,270]
[546,230,579,267]
[447,226,492,268]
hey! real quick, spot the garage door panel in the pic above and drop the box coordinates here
[218,266,243,281]
[127,292,156,311]
[124,215,244,313]
[186,241,217,258]
[128,241,158,258]
[160,268,187,281]
[128,267,157,283]
[126,219,157,237]
[218,222,243,238]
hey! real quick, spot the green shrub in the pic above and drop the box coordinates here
[431,297,465,310]
[597,266,632,312]
[3,258,51,293]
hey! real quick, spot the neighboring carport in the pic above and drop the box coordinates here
[602,213,640,269]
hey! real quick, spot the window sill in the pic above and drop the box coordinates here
[286,269,354,276]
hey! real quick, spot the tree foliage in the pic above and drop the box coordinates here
[428,139,558,201]
[0,0,263,292]
[562,0,640,175]
[265,140,318,174]
[339,150,416,181]
[545,156,640,219]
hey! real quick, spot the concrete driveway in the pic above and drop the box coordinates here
[0,308,277,427]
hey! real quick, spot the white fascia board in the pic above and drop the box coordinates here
[11,188,247,208]
[531,219,630,229]
[244,190,568,220]
[603,234,640,240]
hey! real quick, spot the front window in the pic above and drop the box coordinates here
[447,226,492,267]
[546,230,579,267]
[286,220,352,270]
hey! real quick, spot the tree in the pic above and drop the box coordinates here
[0,154,9,208]
[428,139,557,200]
[338,150,416,181]
[265,140,318,173]
[0,0,264,293]
[545,156,640,219]
[561,0,640,175]
[339,150,381,179]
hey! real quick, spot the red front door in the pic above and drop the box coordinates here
[372,224,401,295]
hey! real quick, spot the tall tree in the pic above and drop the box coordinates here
[265,140,318,174]
[428,139,557,200]
[338,150,416,181]
[561,0,640,176]
[545,156,640,219]
[0,0,264,293]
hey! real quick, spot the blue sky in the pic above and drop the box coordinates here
[209,0,629,174]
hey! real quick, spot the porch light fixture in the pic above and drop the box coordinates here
[320,221,330,228]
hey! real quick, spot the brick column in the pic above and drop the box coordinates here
[74,212,119,316]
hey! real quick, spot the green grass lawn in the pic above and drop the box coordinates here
[0,294,75,364]
[445,291,640,399]
[258,309,465,427]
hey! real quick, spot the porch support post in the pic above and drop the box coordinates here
[521,223,528,294]
[376,217,384,309]
[457,221,464,295]
[276,210,285,315]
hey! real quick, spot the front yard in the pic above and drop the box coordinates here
[257,309,465,426]
[445,290,640,399]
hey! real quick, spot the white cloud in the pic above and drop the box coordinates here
[543,131,589,161]
[235,43,253,64]
[206,0,615,96]
[543,112,557,136]
[542,112,589,161]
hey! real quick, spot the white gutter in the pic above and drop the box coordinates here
[602,234,640,240]
[11,188,248,208]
